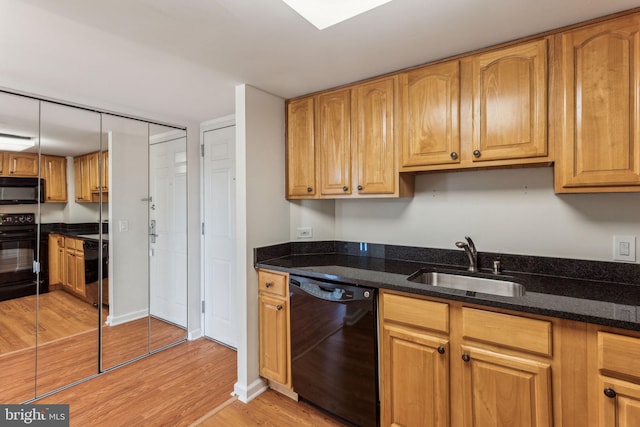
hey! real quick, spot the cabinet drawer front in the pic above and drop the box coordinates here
[258,270,287,297]
[382,292,449,333]
[598,332,640,381]
[462,308,552,356]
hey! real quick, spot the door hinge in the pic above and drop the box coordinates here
[201,222,204,235]
[33,260,41,274]
[201,144,204,157]
[201,300,205,313]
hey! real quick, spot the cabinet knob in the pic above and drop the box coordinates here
[276,305,283,311]
[604,388,617,399]
[343,186,348,192]
[437,346,445,354]
[357,185,363,191]
[462,353,470,362]
[265,282,272,288]
[306,187,313,193]
[473,150,481,158]
[450,152,458,160]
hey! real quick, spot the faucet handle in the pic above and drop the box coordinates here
[465,236,477,254]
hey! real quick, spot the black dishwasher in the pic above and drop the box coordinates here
[290,275,378,427]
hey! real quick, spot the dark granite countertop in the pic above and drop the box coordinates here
[255,241,640,331]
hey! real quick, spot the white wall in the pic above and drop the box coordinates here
[108,126,149,324]
[234,84,289,402]
[289,167,640,263]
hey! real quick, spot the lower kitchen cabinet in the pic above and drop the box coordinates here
[380,293,450,427]
[48,234,65,289]
[257,269,291,388]
[380,290,556,427]
[64,237,85,297]
[594,331,640,426]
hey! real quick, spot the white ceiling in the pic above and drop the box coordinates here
[1,0,639,126]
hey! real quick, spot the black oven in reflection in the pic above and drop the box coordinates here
[0,213,45,301]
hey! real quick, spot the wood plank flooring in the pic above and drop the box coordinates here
[0,290,186,403]
[37,339,237,427]
[194,389,348,426]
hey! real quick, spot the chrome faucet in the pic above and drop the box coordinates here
[456,236,478,272]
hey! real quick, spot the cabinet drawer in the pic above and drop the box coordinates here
[598,332,640,381]
[258,270,288,297]
[381,292,449,333]
[462,307,552,356]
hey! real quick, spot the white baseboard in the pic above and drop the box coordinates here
[188,328,202,340]
[105,309,148,326]
[233,378,267,403]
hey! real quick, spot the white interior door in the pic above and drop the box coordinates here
[149,137,188,327]
[203,125,237,347]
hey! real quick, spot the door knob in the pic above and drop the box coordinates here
[462,353,470,362]
[604,387,617,398]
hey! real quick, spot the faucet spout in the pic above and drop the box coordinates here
[456,237,478,272]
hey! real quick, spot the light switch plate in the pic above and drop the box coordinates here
[613,235,636,262]
[297,227,313,239]
[119,220,129,232]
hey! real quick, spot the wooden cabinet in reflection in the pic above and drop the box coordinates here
[63,237,85,298]
[74,150,108,203]
[41,155,67,202]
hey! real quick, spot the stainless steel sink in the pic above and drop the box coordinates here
[407,269,525,297]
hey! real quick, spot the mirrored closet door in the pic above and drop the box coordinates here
[0,90,188,403]
[0,92,40,403]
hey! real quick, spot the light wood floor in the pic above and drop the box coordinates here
[35,338,347,426]
[0,290,186,403]
[194,389,348,426]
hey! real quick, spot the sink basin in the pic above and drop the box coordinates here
[407,269,525,297]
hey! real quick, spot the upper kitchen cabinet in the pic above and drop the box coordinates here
[353,76,413,196]
[286,97,316,198]
[5,152,38,176]
[41,155,67,202]
[286,77,413,199]
[400,39,551,172]
[400,60,461,168]
[554,13,640,193]
[317,88,352,196]
[470,39,549,163]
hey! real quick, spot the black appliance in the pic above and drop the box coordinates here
[0,177,45,204]
[290,275,379,427]
[0,213,45,301]
[83,238,108,306]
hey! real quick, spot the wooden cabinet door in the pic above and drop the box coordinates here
[471,39,548,162]
[317,89,351,196]
[73,156,91,202]
[87,152,101,193]
[599,377,640,427]
[555,15,640,191]
[381,323,449,427]
[353,76,397,194]
[7,152,38,176]
[259,294,288,385]
[461,345,552,427]
[101,150,109,191]
[401,60,461,167]
[48,234,63,286]
[74,248,85,297]
[286,97,316,198]
[42,155,67,202]
[64,247,76,292]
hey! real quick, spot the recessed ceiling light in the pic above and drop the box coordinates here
[281,0,394,30]
[0,133,36,152]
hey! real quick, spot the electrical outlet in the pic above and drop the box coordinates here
[297,227,313,239]
[613,235,636,262]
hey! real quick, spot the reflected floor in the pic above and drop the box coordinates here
[0,290,185,403]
